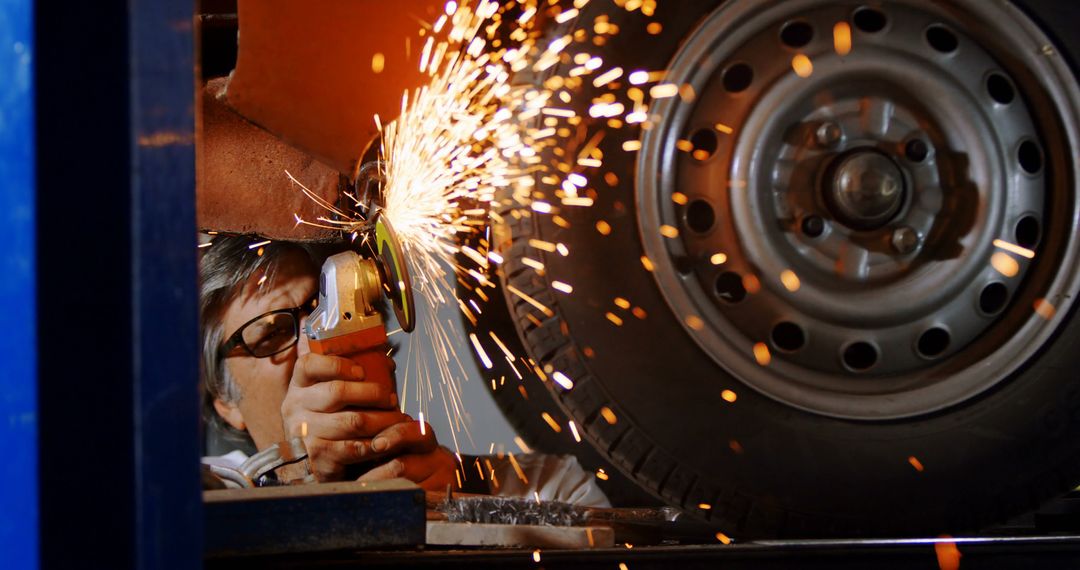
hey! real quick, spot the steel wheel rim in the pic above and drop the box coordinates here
[638,0,1080,419]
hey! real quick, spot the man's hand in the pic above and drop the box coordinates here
[281,342,404,482]
[357,418,458,491]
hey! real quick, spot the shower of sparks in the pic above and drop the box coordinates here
[743,274,762,294]
[686,315,705,331]
[552,280,574,294]
[792,54,813,78]
[541,412,562,432]
[469,332,493,369]
[753,342,771,366]
[780,269,801,292]
[991,252,1020,277]
[552,371,575,390]
[1034,298,1056,320]
[508,452,529,483]
[834,22,853,56]
[286,0,686,464]
[993,239,1035,259]
[908,455,925,472]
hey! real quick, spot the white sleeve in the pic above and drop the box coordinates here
[487,453,611,508]
[201,449,249,469]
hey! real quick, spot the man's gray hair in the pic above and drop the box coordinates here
[199,236,321,453]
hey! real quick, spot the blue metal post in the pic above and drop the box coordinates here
[0,0,37,568]
[129,1,202,568]
[35,1,200,568]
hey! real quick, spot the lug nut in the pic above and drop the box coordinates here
[891,226,920,254]
[816,122,842,147]
[801,215,826,238]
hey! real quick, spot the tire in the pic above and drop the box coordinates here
[461,265,662,507]
[479,0,1080,537]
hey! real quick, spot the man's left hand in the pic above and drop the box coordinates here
[357,417,458,491]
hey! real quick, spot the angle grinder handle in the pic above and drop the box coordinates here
[308,324,396,401]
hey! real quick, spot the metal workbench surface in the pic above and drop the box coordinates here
[209,534,1080,569]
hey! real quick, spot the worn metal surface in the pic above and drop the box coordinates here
[0,0,36,568]
[225,0,443,176]
[130,1,204,568]
[204,479,425,556]
[197,78,343,241]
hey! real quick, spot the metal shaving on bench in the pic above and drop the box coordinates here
[438,496,589,526]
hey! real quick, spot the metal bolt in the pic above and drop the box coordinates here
[801,215,825,238]
[891,226,920,254]
[816,122,842,147]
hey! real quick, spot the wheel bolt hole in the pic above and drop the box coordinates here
[925,25,958,53]
[852,7,887,33]
[842,342,879,371]
[715,272,747,304]
[689,128,718,161]
[801,215,825,238]
[978,282,1009,316]
[771,322,806,352]
[1018,140,1043,174]
[722,63,754,93]
[780,21,814,48]
[1015,215,1041,249]
[685,200,716,233]
[904,139,929,163]
[916,327,951,358]
[673,256,695,276]
[987,73,1015,105]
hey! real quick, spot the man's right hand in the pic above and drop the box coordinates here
[280,334,403,482]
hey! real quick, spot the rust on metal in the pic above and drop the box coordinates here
[225,0,444,177]
[196,78,342,241]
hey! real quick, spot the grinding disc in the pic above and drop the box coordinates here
[374,214,415,333]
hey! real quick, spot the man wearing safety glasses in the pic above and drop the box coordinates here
[198,236,610,507]
[200,237,457,488]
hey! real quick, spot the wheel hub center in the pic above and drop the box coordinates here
[825,150,905,230]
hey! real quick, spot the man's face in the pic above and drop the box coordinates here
[217,250,318,451]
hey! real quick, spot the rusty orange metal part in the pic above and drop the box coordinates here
[225,0,444,177]
[196,78,342,241]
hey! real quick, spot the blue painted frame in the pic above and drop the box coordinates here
[129,2,202,567]
[0,0,37,568]
[32,1,200,568]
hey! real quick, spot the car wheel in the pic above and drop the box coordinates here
[473,0,1080,537]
